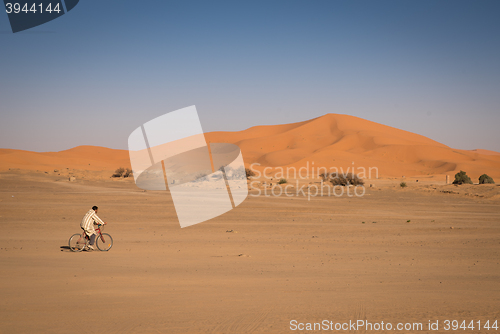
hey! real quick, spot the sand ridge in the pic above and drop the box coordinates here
[0,145,131,173]
[206,114,500,179]
[1,114,499,180]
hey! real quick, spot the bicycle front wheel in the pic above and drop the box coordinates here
[69,233,86,252]
[96,233,113,251]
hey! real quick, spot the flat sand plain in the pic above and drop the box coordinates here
[0,171,499,333]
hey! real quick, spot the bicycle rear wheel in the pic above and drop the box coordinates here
[69,233,86,252]
[96,233,113,251]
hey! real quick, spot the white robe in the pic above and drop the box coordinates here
[80,209,105,236]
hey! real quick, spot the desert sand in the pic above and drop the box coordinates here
[1,114,499,333]
[0,170,499,333]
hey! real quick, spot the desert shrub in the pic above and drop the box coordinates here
[452,170,473,185]
[278,178,287,184]
[194,172,209,181]
[217,166,246,180]
[319,172,330,181]
[112,167,125,178]
[329,173,364,186]
[245,168,256,179]
[478,174,495,184]
[400,182,407,188]
[123,168,132,178]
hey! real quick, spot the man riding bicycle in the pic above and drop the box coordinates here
[81,206,106,251]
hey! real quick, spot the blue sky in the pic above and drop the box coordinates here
[1,0,499,152]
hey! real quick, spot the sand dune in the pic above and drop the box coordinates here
[206,114,500,179]
[0,146,131,172]
[1,114,499,179]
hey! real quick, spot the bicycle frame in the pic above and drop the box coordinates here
[79,224,105,245]
[96,224,107,243]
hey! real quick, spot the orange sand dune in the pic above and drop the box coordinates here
[1,114,499,179]
[206,114,500,179]
[0,146,131,172]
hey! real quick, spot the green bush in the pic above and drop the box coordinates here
[400,182,407,188]
[478,174,495,184]
[278,178,287,184]
[452,170,473,185]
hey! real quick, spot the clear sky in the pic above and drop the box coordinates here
[1,0,499,152]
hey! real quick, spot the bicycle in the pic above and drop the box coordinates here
[68,223,113,252]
